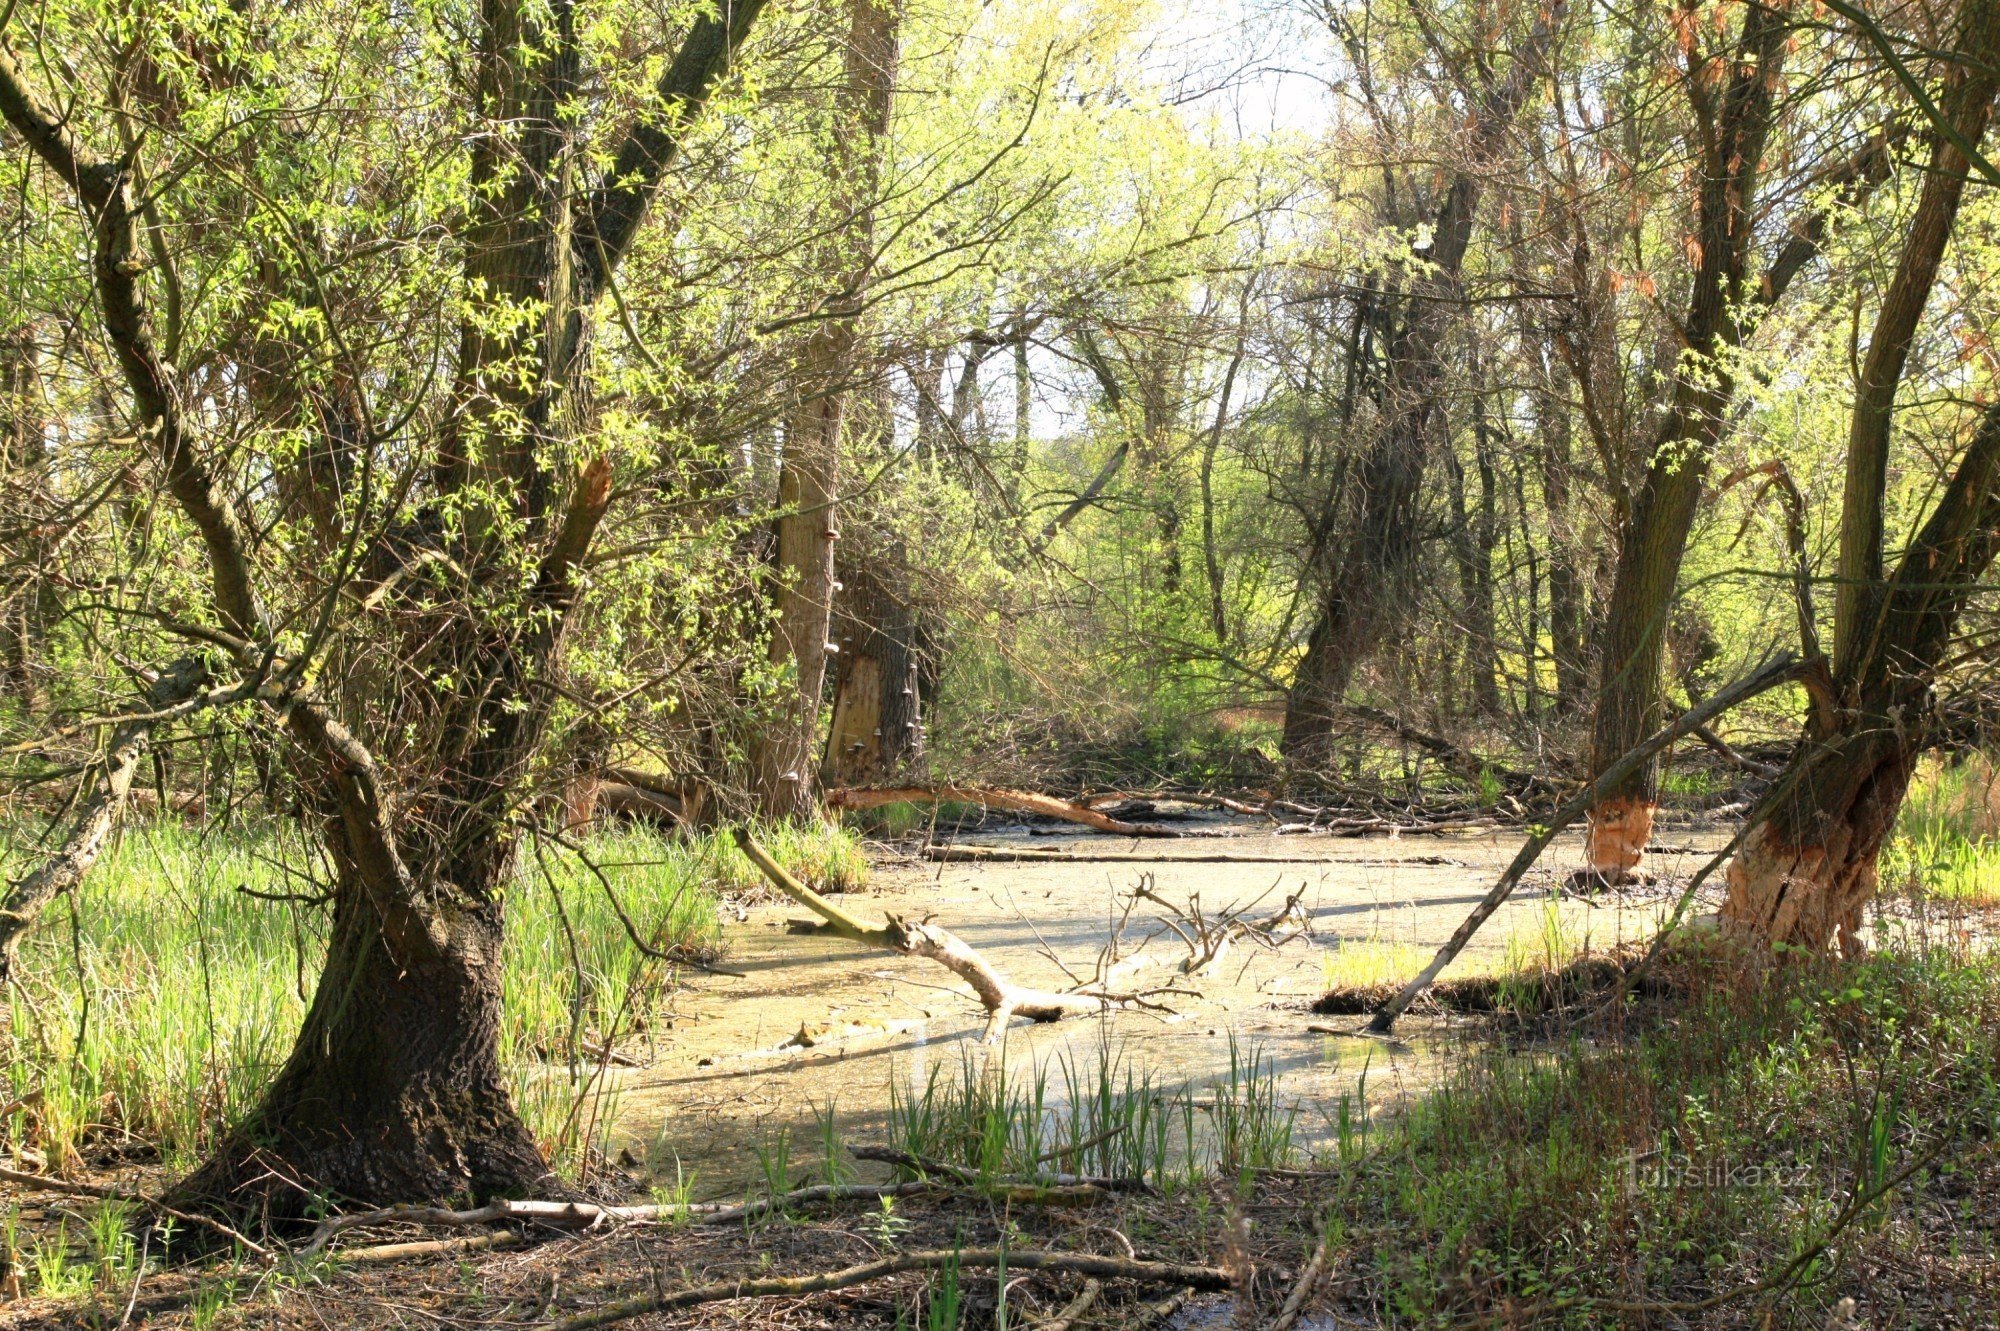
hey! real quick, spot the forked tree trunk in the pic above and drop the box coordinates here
[172,878,554,1215]
[1280,2,1561,766]
[1722,18,2000,945]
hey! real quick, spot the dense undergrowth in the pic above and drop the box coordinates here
[0,819,866,1178]
[1316,935,2000,1326]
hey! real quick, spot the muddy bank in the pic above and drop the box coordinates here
[611,823,1721,1193]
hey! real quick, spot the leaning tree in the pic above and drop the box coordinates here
[1721,0,2000,951]
[0,0,765,1215]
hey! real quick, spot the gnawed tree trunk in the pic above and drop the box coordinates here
[824,547,928,785]
[748,0,898,817]
[1580,33,1900,879]
[1723,13,2000,950]
[1281,3,1561,765]
[1722,403,2000,950]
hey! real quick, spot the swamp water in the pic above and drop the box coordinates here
[605,826,1713,1195]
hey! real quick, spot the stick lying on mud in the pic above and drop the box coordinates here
[1363,654,1803,1035]
[827,784,1184,837]
[545,1248,1239,1331]
[734,828,1192,1038]
[302,1183,946,1253]
[922,844,1460,866]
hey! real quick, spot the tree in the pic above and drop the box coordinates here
[1549,0,1908,881]
[748,0,901,817]
[1280,0,1563,765]
[0,0,765,1214]
[1722,0,2000,950]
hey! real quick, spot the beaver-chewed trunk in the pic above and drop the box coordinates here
[1582,793,1655,883]
[1719,739,1912,956]
[169,877,557,1224]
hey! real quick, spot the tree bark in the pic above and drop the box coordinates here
[172,877,556,1213]
[748,0,898,817]
[1281,2,1562,765]
[1723,6,2000,946]
[1722,403,2000,950]
[825,544,927,785]
[1579,3,1793,881]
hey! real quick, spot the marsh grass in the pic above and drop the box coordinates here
[1323,934,2000,1324]
[0,817,863,1180]
[1882,752,2000,905]
[885,1036,1300,1192]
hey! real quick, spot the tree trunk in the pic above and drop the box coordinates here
[1720,740,1911,956]
[749,343,848,817]
[747,0,898,817]
[1533,352,1590,715]
[825,546,927,785]
[1580,3,1792,881]
[1280,3,1561,764]
[172,871,554,1216]
[0,324,54,707]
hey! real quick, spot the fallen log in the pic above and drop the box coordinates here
[546,1248,1239,1331]
[850,1144,1157,1195]
[734,828,1192,1038]
[827,784,1183,837]
[922,845,1447,865]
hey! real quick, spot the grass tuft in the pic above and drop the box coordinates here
[0,817,863,1177]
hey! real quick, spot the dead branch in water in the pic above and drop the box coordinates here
[1127,877,1311,977]
[545,1248,1238,1331]
[827,784,1184,837]
[733,828,1194,1038]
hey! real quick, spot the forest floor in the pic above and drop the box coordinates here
[3,814,1998,1329]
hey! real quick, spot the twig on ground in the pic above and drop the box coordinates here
[0,1164,272,1259]
[1030,1276,1103,1331]
[543,1248,1237,1331]
[1264,1231,1332,1331]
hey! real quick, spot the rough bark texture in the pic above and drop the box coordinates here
[173,886,557,1214]
[1281,3,1561,764]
